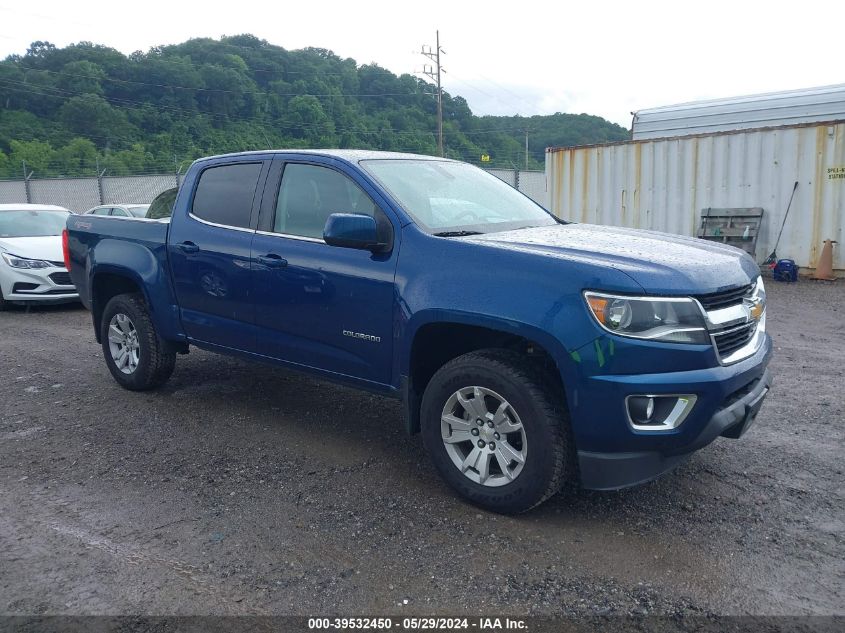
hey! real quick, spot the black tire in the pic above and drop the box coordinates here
[421,349,574,514]
[100,293,176,391]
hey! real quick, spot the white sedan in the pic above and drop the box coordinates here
[83,204,150,218]
[0,204,79,310]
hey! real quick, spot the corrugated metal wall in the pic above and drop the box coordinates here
[632,84,845,140]
[546,122,844,271]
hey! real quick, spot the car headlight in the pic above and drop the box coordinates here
[753,275,766,305]
[584,291,709,344]
[0,252,53,269]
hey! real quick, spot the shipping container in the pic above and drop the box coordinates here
[632,84,845,141]
[546,121,844,273]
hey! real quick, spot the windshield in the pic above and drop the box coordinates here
[126,205,150,217]
[0,210,70,238]
[361,159,557,235]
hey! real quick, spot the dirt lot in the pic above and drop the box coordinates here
[1,281,843,617]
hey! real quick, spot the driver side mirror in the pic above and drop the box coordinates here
[323,213,388,252]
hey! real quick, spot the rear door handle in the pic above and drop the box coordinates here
[257,253,288,268]
[177,241,199,253]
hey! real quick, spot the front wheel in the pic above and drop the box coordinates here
[421,349,574,514]
[100,293,176,390]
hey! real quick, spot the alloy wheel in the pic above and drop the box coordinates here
[440,386,527,487]
[107,313,140,374]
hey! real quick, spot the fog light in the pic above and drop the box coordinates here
[626,394,697,431]
[628,396,655,423]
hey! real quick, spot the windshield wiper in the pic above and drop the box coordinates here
[432,230,483,237]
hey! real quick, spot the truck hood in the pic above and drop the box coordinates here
[466,223,760,294]
[0,236,64,264]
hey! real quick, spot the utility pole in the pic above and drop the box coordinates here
[525,129,530,170]
[421,31,445,157]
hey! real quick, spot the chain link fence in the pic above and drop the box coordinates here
[0,172,184,213]
[0,167,547,213]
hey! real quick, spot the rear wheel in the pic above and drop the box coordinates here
[421,349,574,514]
[100,293,176,390]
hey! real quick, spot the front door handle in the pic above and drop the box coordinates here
[257,253,288,268]
[177,241,199,254]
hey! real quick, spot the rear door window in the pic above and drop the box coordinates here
[192,163,262,229]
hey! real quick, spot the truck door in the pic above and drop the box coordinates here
[250,158,399,386]
[168,160,267,351]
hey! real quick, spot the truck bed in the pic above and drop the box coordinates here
[66,215,173,321]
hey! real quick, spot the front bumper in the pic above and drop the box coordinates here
[567,332,773,490]
[0,264,79,304]
[578,367,771,489]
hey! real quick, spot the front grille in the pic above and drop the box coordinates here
[695,283,753,311]
[49,272,72,285]
[713,322,756,358]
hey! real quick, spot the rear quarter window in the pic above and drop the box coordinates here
[192,163,262,229]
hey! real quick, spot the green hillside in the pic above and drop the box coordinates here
[0,35,629,178]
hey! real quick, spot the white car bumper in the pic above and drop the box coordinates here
[0,263,79,304]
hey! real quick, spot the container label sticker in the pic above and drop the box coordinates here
[828,166,845,180]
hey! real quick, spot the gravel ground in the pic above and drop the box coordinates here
[0,280,842,617]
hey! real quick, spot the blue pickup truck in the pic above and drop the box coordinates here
[65,150,772,513]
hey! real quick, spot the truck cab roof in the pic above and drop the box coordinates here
[193,149,455,166]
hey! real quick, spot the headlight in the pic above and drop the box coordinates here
[584,291,709,344]
[0,252,53,269]
[753,276,766,304]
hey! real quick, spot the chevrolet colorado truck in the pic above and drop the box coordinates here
[65,150,772,513]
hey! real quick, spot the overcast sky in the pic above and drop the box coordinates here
[0,0,841,127]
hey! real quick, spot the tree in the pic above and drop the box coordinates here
[54,137,99,175]
[26,41,56,59]
[9,139,55,174]
[102,144,150,175]
[56,60,106,96]
[287,95,336,145]
[0,35,630,175]
[58,94,129,147]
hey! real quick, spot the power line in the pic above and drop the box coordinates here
[474,70,539,114]
[0,76,539,139]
